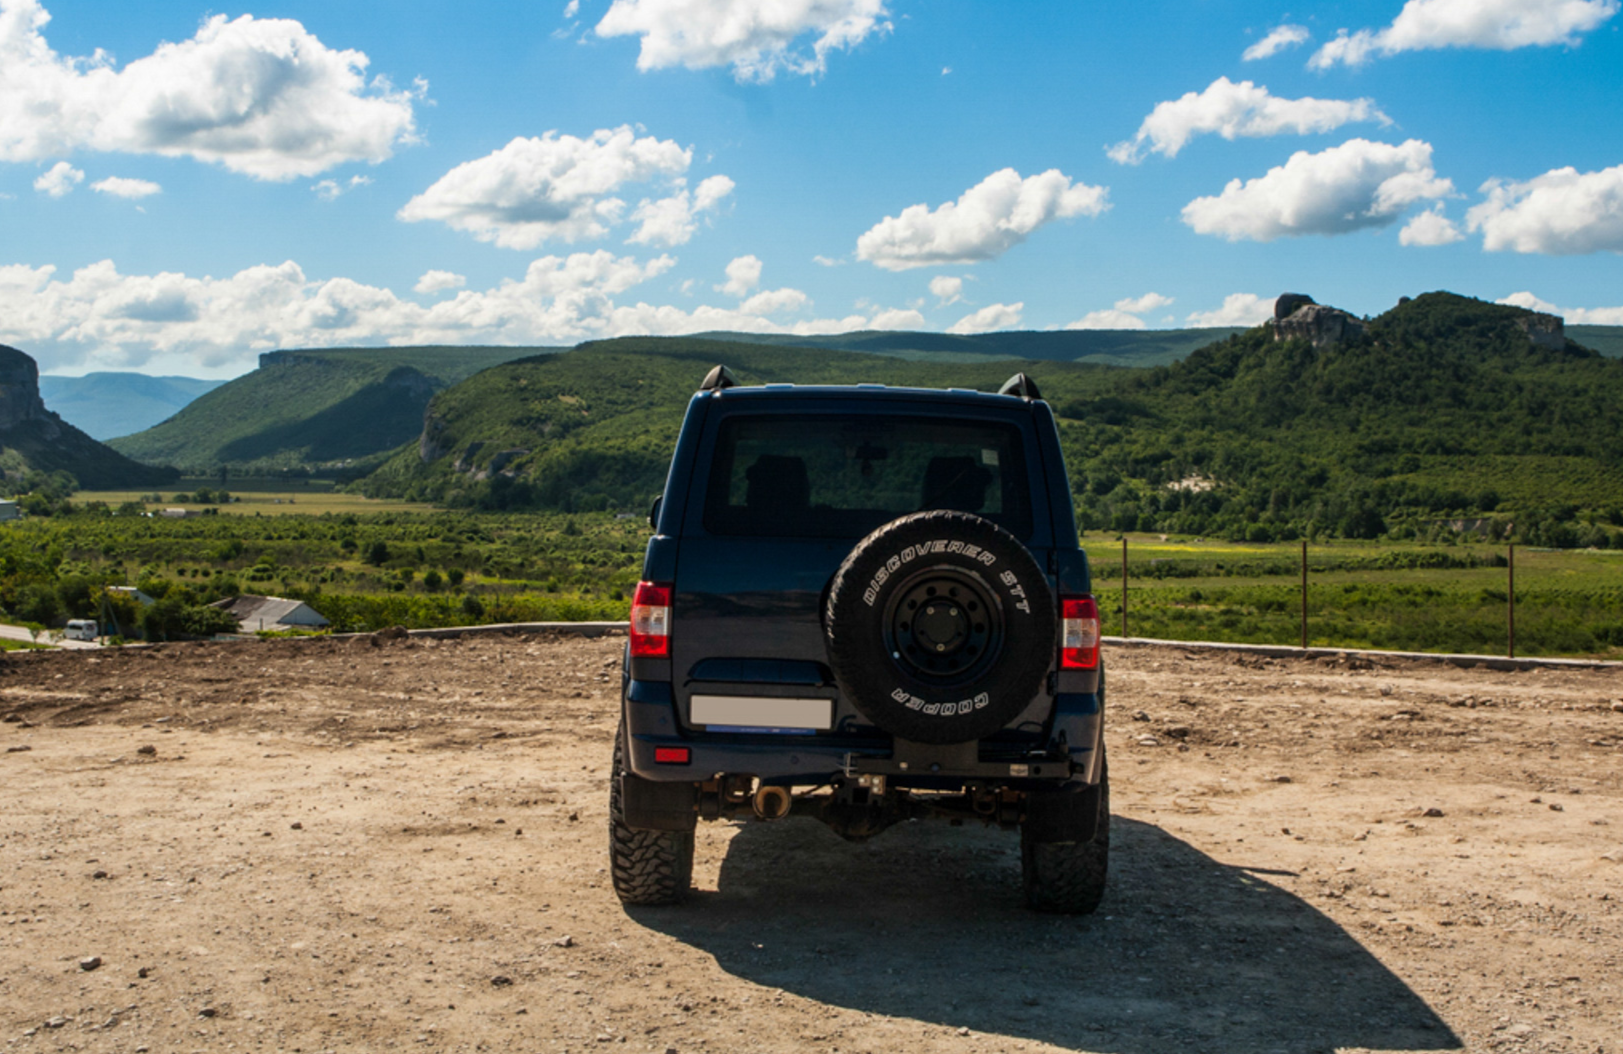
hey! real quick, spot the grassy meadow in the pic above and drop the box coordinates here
[77,477,437,517]
[2,493,1619,657]
[1091,533,1623,659]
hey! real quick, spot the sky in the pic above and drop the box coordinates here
[3,0,1623,379]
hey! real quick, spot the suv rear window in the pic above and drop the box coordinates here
[704,414,1033,539]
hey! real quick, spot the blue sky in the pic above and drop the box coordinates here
[3,0,1622,378]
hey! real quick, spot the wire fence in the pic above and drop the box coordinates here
[1093,538,1623,660]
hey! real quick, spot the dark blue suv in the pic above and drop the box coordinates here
[611,367,1109,912]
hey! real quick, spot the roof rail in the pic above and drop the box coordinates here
[700,364,738,391]
[998,372,1043,401]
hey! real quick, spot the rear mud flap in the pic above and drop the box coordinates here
[620,772,698,832]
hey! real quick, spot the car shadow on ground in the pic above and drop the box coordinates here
[631,816,1460,1054]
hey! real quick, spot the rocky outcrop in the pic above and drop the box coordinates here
[1269,297,1368,349]
[0,344,176,487]
[419,413,450,463]
[0,344,59,438]
[1274,293,1317,321]
[1515,313,1566,351]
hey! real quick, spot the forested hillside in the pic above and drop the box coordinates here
[108,345,559,473]
[696,326,1247,367]
[357,340,1118,511]
[1070,293,1623,544]
[358,294,1623,546]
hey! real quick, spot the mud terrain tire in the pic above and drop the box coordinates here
[1021,753,1109,914]
[608,729,693,906]
[824,510,1055,745]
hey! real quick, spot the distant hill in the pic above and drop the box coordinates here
[39,373,224,441]
[1066,292,1623,541]
[354,294,1623,545]
[0,346,178,491]
[1568,325,1623,359]
[356,339,1121,509]
[693,326,1246,367]
[108,345,562,474]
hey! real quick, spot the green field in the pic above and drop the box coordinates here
[1092,533,1623,658]
[1,506,1619,658]
[77,477,438,517]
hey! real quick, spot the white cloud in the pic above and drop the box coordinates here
[718,254,762,296]
[312,173,373,201]
[738,286,809,315]
[812,254,844,267]
[947,301,1023,335]
[398,127,730,250]
[627,173,734,246]
[0,0,418,179]
[1466,163,1623,254]
[1184,293,1275,327]
[33,160,82,196]
[1065,292,1173,330]
[1066,309,1146,331]
[1399,204,1464,246]
[1499,290,1623,324]
[929,275,964,305]
[1108,77,1388,164]
[868,307,925,329]
[0,251,931,374]
[1243,24,1311,61]
[1310,0,1619,68]
[564,0,580,17]
[1182,138,1454,242]
[712,254,806,314]
[1114,291,1174,315]
[594,0,891,82]
[414,270,466,295]
[90,176,160,199]
[856,168,1108,271]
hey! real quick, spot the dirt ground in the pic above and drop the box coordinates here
[1,632,1620,1054]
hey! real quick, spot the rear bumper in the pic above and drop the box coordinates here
[623,678,1103,787]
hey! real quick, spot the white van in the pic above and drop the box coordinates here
[63,619,98,642]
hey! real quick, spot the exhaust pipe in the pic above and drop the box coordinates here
[752,785,792,821]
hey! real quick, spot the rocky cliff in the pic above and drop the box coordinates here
[1268,294,1368,349]
[0,345,179,489]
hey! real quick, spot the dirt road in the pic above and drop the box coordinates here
[1,633,1620,1054]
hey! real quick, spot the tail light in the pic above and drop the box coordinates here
[629,581,672,657]
[1060,595,1100,669]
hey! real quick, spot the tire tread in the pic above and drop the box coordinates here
[608,730,694,906]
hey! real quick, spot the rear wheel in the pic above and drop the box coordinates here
[608,728,693,906]
[1020,755,1109,914]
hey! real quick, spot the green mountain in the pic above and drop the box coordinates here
[39,373,224,441]
[694,326,1247,367]
[108,345,562,473]
[357,294,1623,546]
[357,339,1117,509]
[0,346,178,492]
[1067,292,1623,543]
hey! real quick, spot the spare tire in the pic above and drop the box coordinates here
[824,510,1055,744]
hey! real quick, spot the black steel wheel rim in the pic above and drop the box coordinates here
[882,566,1004,682]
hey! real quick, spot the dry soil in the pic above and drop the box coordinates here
[2,632,1621,1054]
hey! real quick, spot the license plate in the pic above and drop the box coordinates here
[690,695,833,733]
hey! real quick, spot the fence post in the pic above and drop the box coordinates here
[1121,536,1128,638]
[1507,542,1515,659]
[1300,538,1308,649]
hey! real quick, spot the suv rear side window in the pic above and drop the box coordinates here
[704,414,1033,539]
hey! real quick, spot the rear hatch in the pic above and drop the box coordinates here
[667,391,1058,742]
